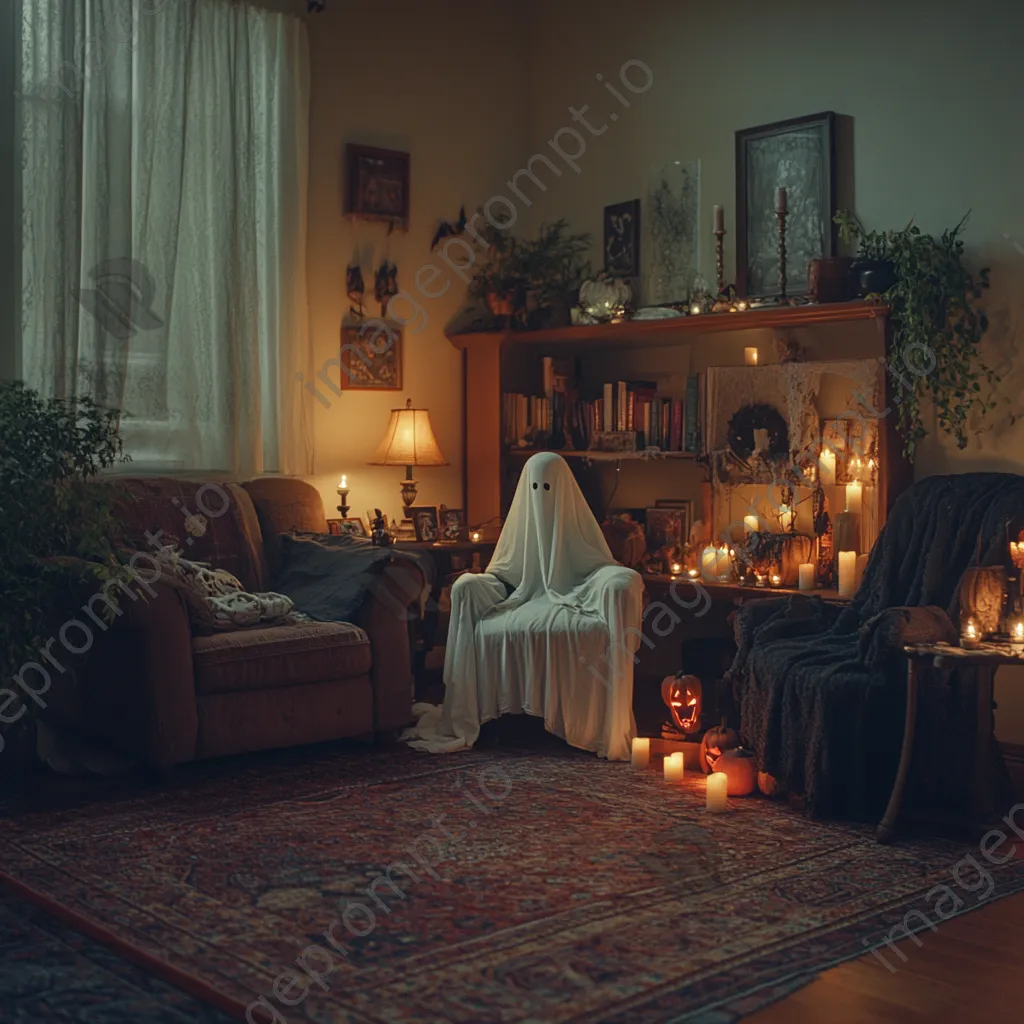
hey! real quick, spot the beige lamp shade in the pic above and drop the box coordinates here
[369,399,448,467]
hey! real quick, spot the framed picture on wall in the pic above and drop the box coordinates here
[645,505,690,554]
[603,199,640,277]
[339,319,402,390]
[736,112,836,298]
[344,144,410,230]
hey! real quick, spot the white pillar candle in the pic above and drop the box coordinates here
[778,504,795,532]
[845,481,863,515]
[631,737,650,767]
[818,448,836,487]
[663,751,685,782]
[744,346,758,366]
[798,563,815,591]
[700,545,719,581]
[717,545,732,577]
[838,550,858,598]
[743,514,760,536]
[706,772,728,812]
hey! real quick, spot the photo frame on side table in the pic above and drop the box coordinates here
[439,506,466,543]
[645,505,690,553]
[327,518,370,538]
[736,111,836,299]
[409,505,441,543]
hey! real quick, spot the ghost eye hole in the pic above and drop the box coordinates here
[532,482,538,490]
[543,482,551,491]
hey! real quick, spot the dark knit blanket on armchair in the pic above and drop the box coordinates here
[727,472,1024,821]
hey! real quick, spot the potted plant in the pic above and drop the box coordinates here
[835,211,998,458]
[469,219,590,329]
[0,381,129,780]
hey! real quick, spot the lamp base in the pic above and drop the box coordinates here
[400,476,418,510]
[396,518,417,541]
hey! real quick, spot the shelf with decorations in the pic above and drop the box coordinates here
[449,298,908,550]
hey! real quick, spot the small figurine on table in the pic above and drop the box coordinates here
[370,508,392,547]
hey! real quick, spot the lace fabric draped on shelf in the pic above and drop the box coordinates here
[705,358,884,483]
[18,0,313,475]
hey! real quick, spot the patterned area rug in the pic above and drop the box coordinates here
[2,745,1023,1024]
[0,887,233,1023]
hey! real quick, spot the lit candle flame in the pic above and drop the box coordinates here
[339,475,347,490]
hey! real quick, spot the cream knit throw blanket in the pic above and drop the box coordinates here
[150,545,306,632]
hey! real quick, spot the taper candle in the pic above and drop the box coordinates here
[776,187,787,214]
[714,205,724,233]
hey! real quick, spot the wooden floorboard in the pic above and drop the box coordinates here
[749,890,1024,1022]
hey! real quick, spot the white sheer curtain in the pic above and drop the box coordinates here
[19,0,313,476]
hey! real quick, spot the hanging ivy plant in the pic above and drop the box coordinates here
[835,210,998,459]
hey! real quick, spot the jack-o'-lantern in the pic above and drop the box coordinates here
[699,718,740,773]
[661,673,702,737]
[713,747,757,796]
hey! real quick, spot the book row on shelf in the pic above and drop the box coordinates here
[503,362,706,454]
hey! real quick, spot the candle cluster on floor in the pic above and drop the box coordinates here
[630,737,731,813]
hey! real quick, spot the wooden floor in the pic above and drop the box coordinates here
[750,890,1024,1023]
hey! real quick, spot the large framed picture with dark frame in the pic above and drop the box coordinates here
[735,112,836,299]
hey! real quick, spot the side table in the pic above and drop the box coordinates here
[877,640,1020,843]
[393,540,497,694]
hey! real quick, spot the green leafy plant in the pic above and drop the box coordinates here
[835,210,997,458]
[469,219,590,327]
[0,381,129,750]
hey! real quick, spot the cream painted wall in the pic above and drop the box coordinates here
[304,0,528,523]
[517,0,1024,740]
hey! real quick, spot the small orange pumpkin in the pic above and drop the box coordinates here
[699,719,740,773]
[713,747,758,796]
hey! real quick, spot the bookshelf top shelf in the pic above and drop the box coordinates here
[506,448,697,462]
[448,300,889,350]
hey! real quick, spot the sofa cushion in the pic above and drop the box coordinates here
[241,477,327,583]
[192,621,371,696]
[113,478,266,591]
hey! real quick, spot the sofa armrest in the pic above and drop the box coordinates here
[357,557,427,731]
[83,579,199,769]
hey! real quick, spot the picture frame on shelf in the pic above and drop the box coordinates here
[339,319,402,390]
[327,517,370,538]
[344,144,410,230]
[603,198,640,277]
[735,111,836,298]
[439,506,466,543]
[409,505,441,542]
[645,505,690,553]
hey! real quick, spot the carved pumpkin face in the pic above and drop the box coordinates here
[661,674,702,735]
[699,720,740,773]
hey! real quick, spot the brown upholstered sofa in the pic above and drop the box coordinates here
[75,477,425,770]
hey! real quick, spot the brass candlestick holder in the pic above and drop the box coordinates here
[714,227,726,296]
[776,208,788,300]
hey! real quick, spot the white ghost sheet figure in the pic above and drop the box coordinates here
[403,452,644,760]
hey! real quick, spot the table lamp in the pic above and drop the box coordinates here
[368,399,448,523]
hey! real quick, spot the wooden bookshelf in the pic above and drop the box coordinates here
[449,300,889,352]
[449,300,906,536]
[506,448,697,462]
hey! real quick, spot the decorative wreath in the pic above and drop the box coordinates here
[726,403,789,460]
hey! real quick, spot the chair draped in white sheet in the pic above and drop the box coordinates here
[404,452,644,760]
